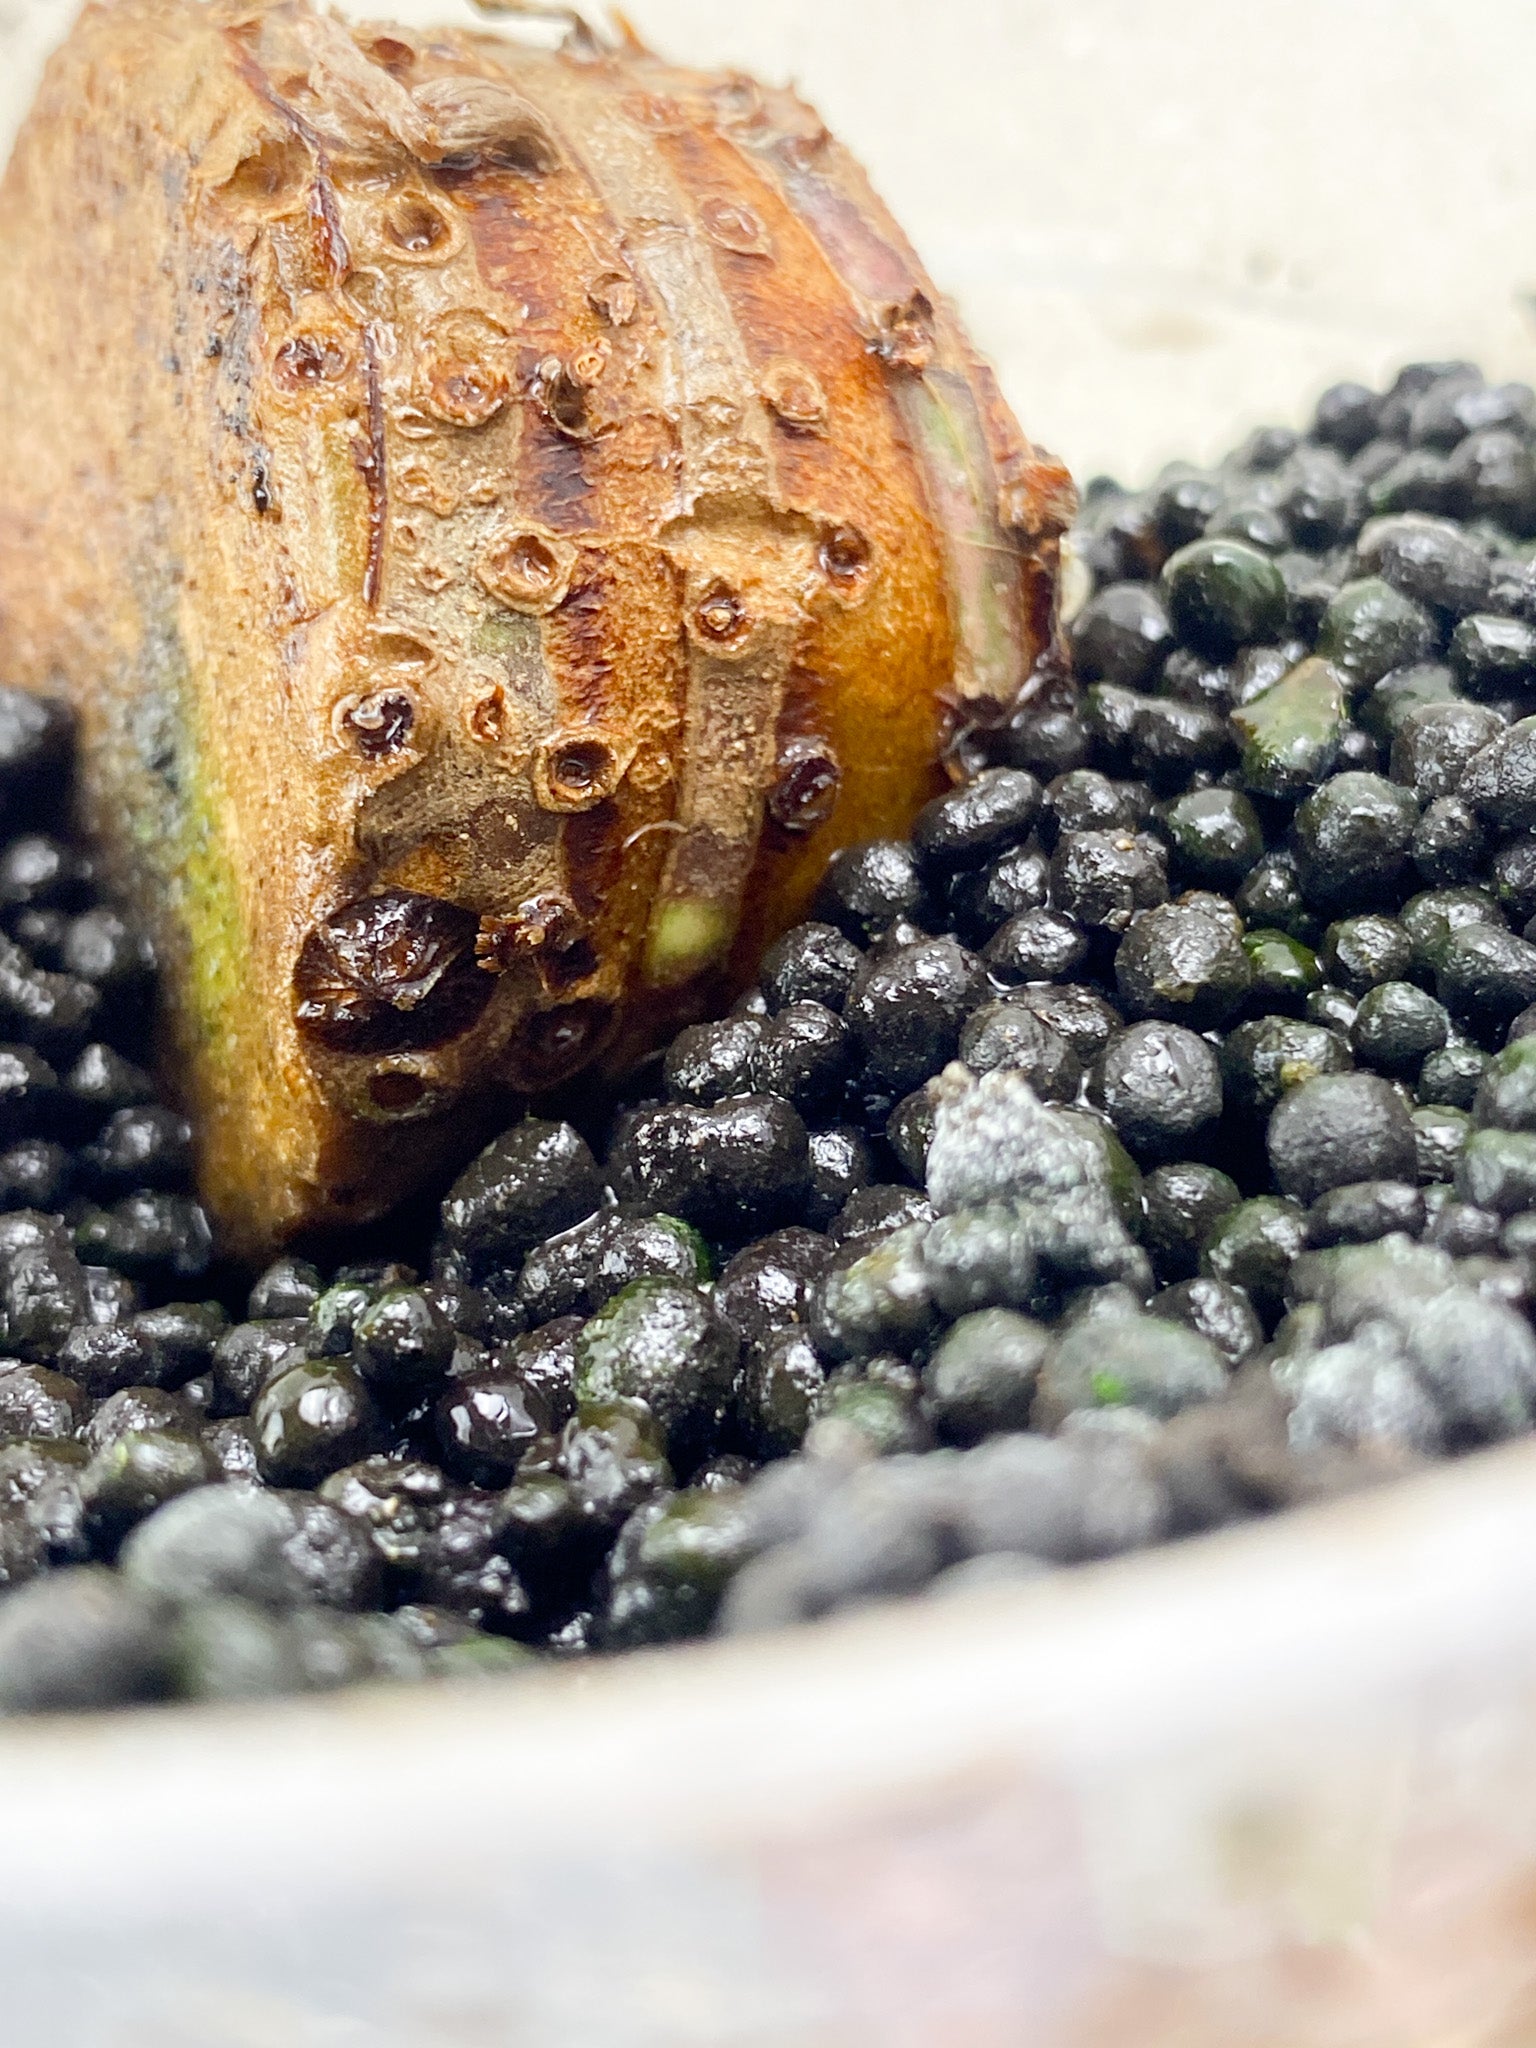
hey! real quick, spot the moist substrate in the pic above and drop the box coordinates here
[8,359,1536,1709]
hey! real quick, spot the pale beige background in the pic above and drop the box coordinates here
[1,0,1534,483]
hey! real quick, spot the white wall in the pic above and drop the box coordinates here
[3,0,1535,484]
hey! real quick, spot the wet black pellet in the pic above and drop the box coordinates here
[210,1318,308,1418]
[1129,696,1234,789]
[1304,1180,1426,1247]
[1069,582,1175,688]
[435,1366,551,1484]
[946,843,1050,945]
[1267,1072,1418,1204]
[1115,899,1253,1028]
[253,1358,384,1487]
[1155,472,1226,551]
[1436,925,1536,1031]
[663,1016,763,1106]
[73,1193,212,1282]
[1146,1275,1262,1366]
[131,1301,226,1387]
[1312,382,1380,454]
[1092,1022,1223,1159]
[80,1105,192,1193]
[1280,448,1366,549]
[439,1121,603,1279]
[1140,1162,1241,1280]
[0,1361,83,1440]
[757,921,863,1014]
[912,768,1042,872]
[844,938,988,1093]
[814,840,933,945]
[1320,914,1414,993]
[1044,768,1141,841]
[62,1043,154,1123]
[958,1000,1081,1100]
[983,907,1090,984]
[0,1138,72,1210]
[1351,981,1449,1073]
[750,1003,853,1116]
[715,1229,831,1353]
[1357,515,1491,617]
[608,1096,810,1240]
[1162,539,1288,658]
[516,1211,710,1327]
[1443,429,1536,532]
[1051,828,1168,933]
[827,1184,935,1249]
[1427,1200,1503,1258]
[1413,797,1489,885]
[801,1125,872,1226]
[0,835,88,910]
[1419,1042,1490,1110]
[997,701,1089,779]
[1003,983,1122,1065]
[1158,647,1235,711]
[248,1257,323,1321]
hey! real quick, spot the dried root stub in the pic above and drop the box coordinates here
[0,0,1072,1258]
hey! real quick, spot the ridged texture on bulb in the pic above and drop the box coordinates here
[0,0,1072,1256]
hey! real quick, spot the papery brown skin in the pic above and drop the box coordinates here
[0,0,1075,1259]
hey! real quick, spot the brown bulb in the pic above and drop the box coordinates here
[0,0,1073,1255]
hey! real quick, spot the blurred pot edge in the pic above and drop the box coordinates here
[0,1441,1535,2041]
[0,1433,1533,1898]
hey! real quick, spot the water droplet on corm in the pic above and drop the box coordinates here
[695,580,749,644]
[382,192,458,262]
[336,690,415,759]
[766,736,842,833]
[419,312,512,428]
[273,331,352,389]
[819,523,872,590]
[534,731,630,812]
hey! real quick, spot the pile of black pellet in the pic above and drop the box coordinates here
[8,357,1536,1710]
